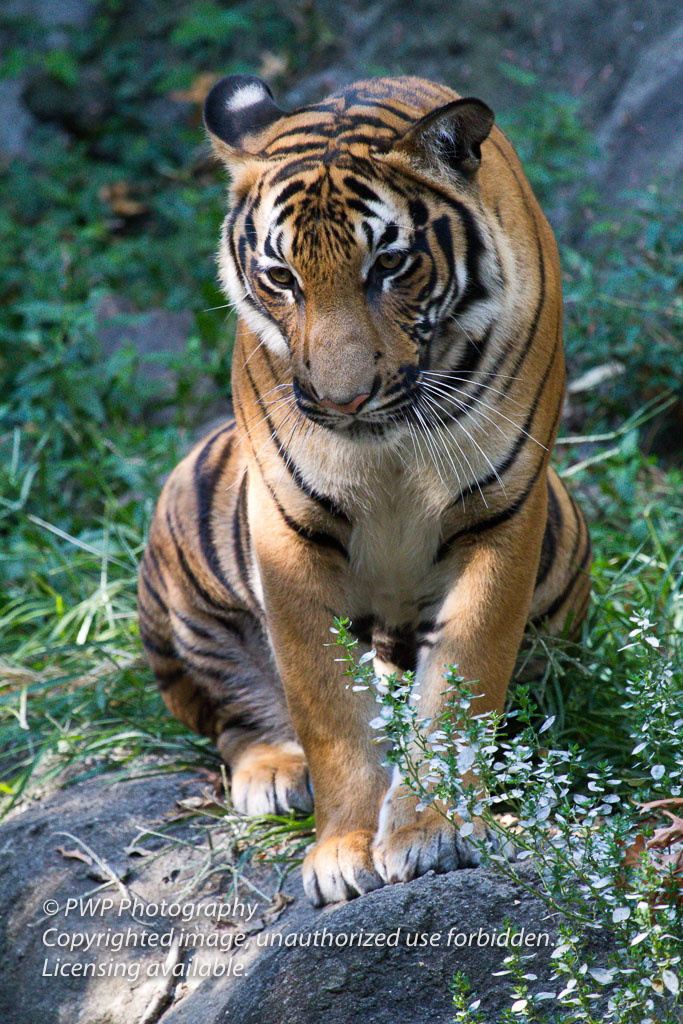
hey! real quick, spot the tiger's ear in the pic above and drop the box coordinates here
[394,98,494,177]
[203,74,286,165]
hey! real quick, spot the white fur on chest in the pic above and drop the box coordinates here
[349,491,442,622]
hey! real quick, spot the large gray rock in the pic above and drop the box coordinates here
[597,21,683,189]
[0,769,609,1024]
[174,870,567,1024]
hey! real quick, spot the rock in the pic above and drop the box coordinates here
[596,20,683,190]
[3,0,93,30]
[183,870,568,1024]
[0,78,36,162]
[95,295,232,425]
[0,771,205,1024]
[0,769,610,1024]
[24,69,113,137]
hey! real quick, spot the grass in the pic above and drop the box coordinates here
[1,4,681,847]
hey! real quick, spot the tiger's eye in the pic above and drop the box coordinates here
[268,265,295,287]
[376,251,403,271]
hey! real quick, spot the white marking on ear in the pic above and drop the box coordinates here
[227,83,268,113]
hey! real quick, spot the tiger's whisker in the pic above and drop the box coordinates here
[421,391,506,498]
[415,394,467,496]
[422,379,547,450]
[418,392,486,506]
[412,401,449,491]
[422,371,527,408]
[241,396,297,439]
[422,381,510,445]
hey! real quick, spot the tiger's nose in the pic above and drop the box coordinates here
[319,392,371,415]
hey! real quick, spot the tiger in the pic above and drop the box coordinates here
[138,74,592,907]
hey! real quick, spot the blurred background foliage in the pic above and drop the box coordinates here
[0,0,680,809]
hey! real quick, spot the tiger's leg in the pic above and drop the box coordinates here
[137,427,313,817]
[372,477,548,883]
[249,472,390,905]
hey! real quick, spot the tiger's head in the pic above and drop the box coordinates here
[205,74,504,438]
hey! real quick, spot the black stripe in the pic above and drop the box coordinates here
[344,114,404,132]
[165,508,233,614]
[217,710,261,735]
[343,176,382,204]
[155,667,186,691]
[233,471,256,603]
[435,456,546,562]
[378,224,399,249]
[275,179,308,206]
[450,201,489,317]
[193,428,241,600]
[374,636,417,674]
[535,481,561,588]
[228,213,281,333]
[542,538,592,622]
[350,615,375,644]
[171,607,245,644]
[140,632,176,660]
[139,570,168,615]
[145,544,169,593]
[265,141,329,158]
[238,377,349,560]
[449,322,493,377]
[172,631,239,664]
[432,214,455,277]
[273,201,296,227]
[416,617,440,637]
[270,488,349,559]
[346,197,375,218]
[268,122,337,146]
[244,206,257,249]
[409,197,429,226]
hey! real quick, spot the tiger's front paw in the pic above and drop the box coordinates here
[302,830,385,906]
[229,741,313,817]
[372,785,481,884]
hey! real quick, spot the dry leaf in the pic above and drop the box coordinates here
[171,73,220,107]
[56,845,93,866]
[647,810,683,851]
[99,182,147,218]
[262,892,294,925]
[258,51,289,83]
[622,833,646,867]
[638,797,683,812]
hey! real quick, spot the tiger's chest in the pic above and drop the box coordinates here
[344,465,452,630]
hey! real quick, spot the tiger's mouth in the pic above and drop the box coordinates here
[292,377,419,436]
